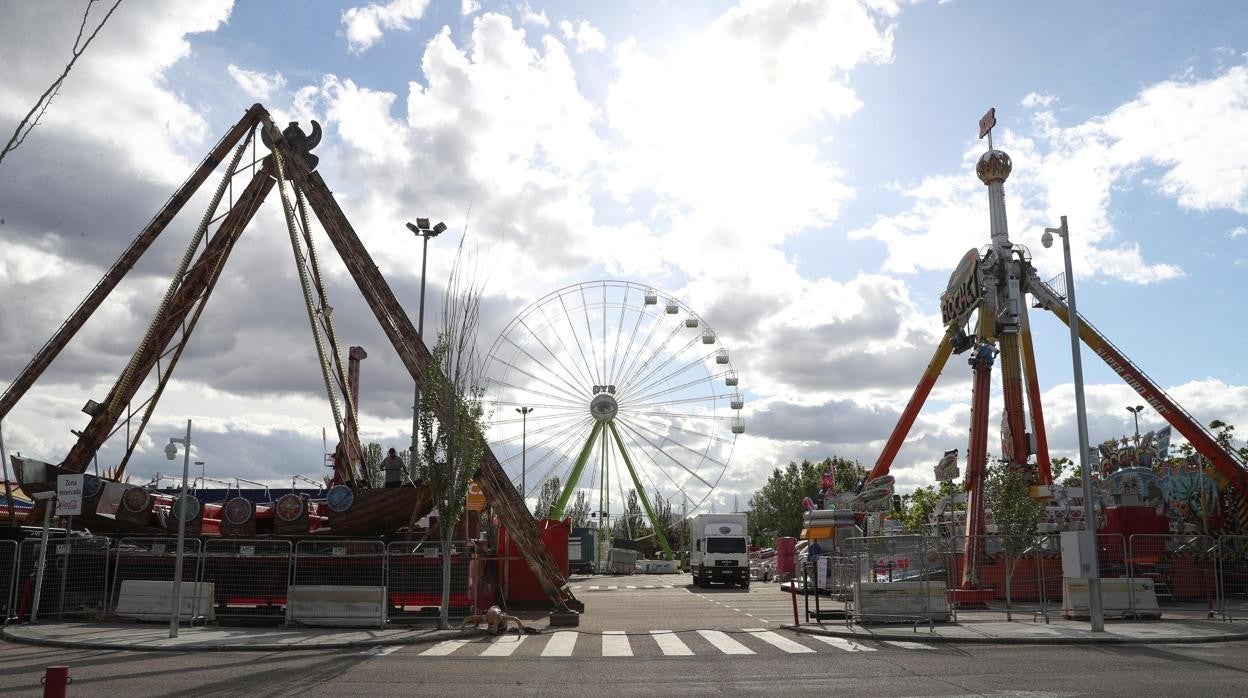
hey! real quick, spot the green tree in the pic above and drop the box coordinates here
[1050,456,1083,488]
[896,481,963,532]
[567,490,591,528]
[984,462,1043,620]
[416,239,487,630]
[747,457,859,543]
[359,442,384,488]
[613,489,649,542]
[532,476,562,519]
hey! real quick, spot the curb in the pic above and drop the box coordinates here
[0,624,472,652]
[784,623,1248,646]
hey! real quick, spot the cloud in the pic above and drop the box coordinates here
[226,63,286,100]
[558,19,606,54]
[519,2,549,27]
[1021,92,1056,109]
[340,0,431,53]
[1231,226,1248,239]
[461,0,481,16]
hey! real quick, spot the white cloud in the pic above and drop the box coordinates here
[558,19,606,53]
[341,0,431,54]
[520,2,549,27]
[1021,91,1056,109]
[226,63,286,100]
[461,0,480,16]
[1230,225,1247,239]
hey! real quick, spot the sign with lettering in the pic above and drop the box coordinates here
[940,249,982,326]
[55,474,83,516]
[979,107,996,139]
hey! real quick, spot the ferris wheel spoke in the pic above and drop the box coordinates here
[614,419,694,501]
[488,377,583,408]
[556,293,602,389]
[523,420,595,497]
[514,417,594,485]
[623,392,739,410]
[617,353,719,406]
[493,407,585,429]
[629,408,735,422]
[493,412,587,451]
[618,415,727,472]
[489,352,586,406]
[614,417,717,491]
[500,330,591,403]
[616,321,686,393]
[618,335,705,401]
[608,294,649,387]
[520,316,595,397]
[625,411,735,445]
[577,284,603,387]
[607,284,630,386]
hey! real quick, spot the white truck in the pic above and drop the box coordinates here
[689,513,750,588]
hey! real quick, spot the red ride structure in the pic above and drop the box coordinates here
[868,108,1248,594]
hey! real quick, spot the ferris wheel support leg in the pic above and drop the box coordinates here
[551,421,604,520]
[606,421,674,560]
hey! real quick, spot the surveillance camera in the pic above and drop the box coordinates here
[1041,230,1054,249]
[32,491,57,501]
[164,442,178,460]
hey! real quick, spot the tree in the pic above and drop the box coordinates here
[896,481,963,532]
[532,477,561,519]
[747,457,859,543]
[1,0,124,168]
[984,462,1043,620]
[415,238,486,630]
[567,490,591,528]
[1050,456,1083,488]
[1210,419,1248,461]
[613,489,648,542]
[360,442,384,488]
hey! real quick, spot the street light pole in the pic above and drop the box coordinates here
[516,406,534,496]
[1043,215,1104,632]
[1127,405,1144,441]
[406,219,447,465]
[167,419,192,639]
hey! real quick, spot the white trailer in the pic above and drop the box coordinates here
[689,513,749,588]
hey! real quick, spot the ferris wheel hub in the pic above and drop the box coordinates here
[590,393,619,422]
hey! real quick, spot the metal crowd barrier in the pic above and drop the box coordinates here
[1127,534,1217,620]
[109,537,206,624]
[14,536,109,622]
[1217,535,1248,621]
[1,539,17,620]
[844,534,946,630]
[289,539,387,628]
[202,538,292,625]
[384,540,472,624]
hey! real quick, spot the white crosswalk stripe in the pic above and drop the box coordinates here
[421,639,471,656]
[806,635,877,652]
[541,631,578,656]
[742,628,815,654]
[602,630,633,656]
[650,630,693,656]
[696,629,755,655]
[478,635,527,657]
[883,640,935,650]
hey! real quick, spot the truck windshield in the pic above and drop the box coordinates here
[707,537,745,554]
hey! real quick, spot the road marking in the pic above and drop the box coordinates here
[588,585,600,590]
[607,585,618,590]
[626,585,637,589]
[650,631,693,656]
[884,640,935,650]
[420,639,470,656]
[696,630,754,655]
[742,629,815,654]
[602,630,632,657]
[806,636,877,652]
[542,631,578,657]
[479,635,527,657]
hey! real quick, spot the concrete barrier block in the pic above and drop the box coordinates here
[114,580,216,622]
[286,585,387,628]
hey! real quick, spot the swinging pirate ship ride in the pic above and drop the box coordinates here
[1,103,579,612]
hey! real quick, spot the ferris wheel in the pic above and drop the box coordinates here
[482,280,744,556]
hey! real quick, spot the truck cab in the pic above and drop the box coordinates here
[689,513,749,588]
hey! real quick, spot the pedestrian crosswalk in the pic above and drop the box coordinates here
[570,584,676,591]
[389,630,937,659]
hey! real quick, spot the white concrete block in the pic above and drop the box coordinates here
[114,580,215,622]
[286,585,387,628]
[1062,577,1160,618]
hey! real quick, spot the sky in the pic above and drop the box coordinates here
[1,0,1247,515]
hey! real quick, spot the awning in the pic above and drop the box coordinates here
[801,526,836,539]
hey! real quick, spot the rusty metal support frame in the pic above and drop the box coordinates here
[0,104,268,423]
[260,113,578,612]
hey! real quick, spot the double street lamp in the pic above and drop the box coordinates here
[516,406,534,496]
[164,419,193,639]
[1042,216,1104,632]
[406,218,447,463]
[1127,405,1145,440]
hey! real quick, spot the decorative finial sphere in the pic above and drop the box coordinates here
[976,149,1012,185]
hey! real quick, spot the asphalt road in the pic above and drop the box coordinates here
[2,573,1246,696]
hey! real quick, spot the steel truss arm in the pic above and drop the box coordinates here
[0,104,266,422]
[261,114,578,611]
[1027,270,1248,489]
[867,327,957,481]
[60,166,277,474]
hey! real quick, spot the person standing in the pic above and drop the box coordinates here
[382,447,405,488]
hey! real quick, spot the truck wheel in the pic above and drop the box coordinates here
[742,581,750,589]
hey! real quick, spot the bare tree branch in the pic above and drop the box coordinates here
[0,0,123,167]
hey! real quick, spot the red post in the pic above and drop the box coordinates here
[42,666,71,698]
[790,582,799,626]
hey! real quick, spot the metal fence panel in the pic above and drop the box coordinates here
[110,538,205,622]
[289,540,386,628]
[843,535,947,627]
[1129,534,1217,619]
[0,539,16,620]
[14,536,109,622]
[386,541,472,624]
[202,538,291,625]
[1217,535,1248,621]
